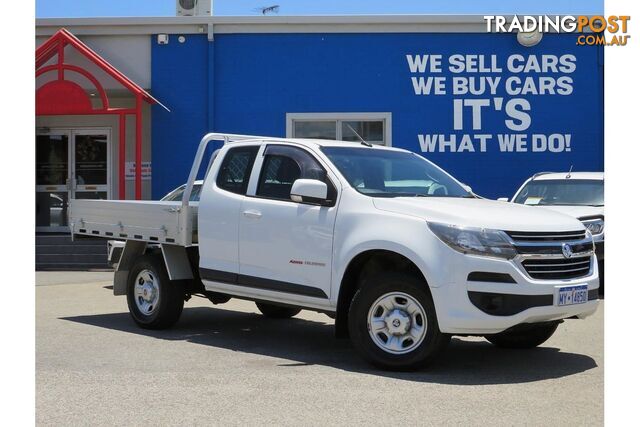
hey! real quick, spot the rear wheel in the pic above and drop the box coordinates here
[126,253,185,329]
[255,302,301,319]
[485,323,559,349]
[348,272,450,371]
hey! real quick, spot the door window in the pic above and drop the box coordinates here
[36,134,69,186]
[256,145,336,204]
[216,146,259,195]
[74,134,108,185]
[73,132,109,200]
[257,155,301,200]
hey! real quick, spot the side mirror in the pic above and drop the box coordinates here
[462,184,473,193]
[497,197,509,202]
[290,179,329,205]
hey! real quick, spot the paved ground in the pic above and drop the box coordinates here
[36,272,603,426]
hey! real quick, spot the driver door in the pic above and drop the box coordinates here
[238,145,339,300]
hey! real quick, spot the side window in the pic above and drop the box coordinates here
[257,155,302,200]
[216,146,259,195]
[256,145,337,204]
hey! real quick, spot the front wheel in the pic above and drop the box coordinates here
[126,253,185,329]
[485,322,559,349]
[348,272,450,371]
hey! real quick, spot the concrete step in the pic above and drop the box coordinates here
[36,235,107,246]
[36,263,113,271]
[36,233,111,270]
[36,253,110,264]
[36,244,107,255]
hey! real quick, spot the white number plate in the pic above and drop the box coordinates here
[557,285,589,306]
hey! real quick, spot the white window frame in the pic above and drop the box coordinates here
[286,112,392,146]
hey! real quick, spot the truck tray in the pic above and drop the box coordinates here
[69,199,198,247]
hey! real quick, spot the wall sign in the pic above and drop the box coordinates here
[407,53,576,154]
[125,161,152,180]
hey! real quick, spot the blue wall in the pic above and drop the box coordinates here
[152,32,603,199]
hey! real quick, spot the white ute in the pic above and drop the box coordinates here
[69,133,600,370]
[504,172,605,292]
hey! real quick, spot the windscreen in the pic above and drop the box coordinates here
[513,179,604,206]
[321,147,471,198]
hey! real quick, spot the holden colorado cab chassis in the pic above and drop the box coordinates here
[69,133,599,370]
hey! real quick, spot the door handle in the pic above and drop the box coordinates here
[243,209,262,219]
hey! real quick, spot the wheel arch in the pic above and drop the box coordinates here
[114,241,197,296]
[334,248,429,338]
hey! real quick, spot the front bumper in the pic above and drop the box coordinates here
[467,288,598,316]
[428,250,600,335]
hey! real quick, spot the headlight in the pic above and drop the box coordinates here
[428,222,517,260]
[582,218,604,235]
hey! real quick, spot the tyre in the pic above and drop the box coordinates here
[255,302,301,319]
[485,323,559,349]
[348,272,450,371]
[126,253,185,329]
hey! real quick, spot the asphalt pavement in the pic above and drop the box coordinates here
[36,272,603,426]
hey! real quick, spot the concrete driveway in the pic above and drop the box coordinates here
[36,272,603,426]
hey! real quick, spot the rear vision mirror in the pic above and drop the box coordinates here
[290,179,329,205]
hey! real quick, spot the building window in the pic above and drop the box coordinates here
[286,113,392,146]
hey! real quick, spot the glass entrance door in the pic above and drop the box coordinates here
[36,131,71,231]
[36,129,110,231]
[73,130,110,201]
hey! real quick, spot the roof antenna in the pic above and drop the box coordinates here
[254,5,280,15]
[566,165,573,179]
[345,123,372,147]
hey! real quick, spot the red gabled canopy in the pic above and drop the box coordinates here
[36,28,168,115]
[36,28,167,200]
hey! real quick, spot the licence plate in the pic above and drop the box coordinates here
[557,285,589,306]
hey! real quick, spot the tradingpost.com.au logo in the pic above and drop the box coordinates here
[484,15,631,46]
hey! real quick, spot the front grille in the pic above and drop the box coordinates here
[505,229,593,257]
[505,230,586,242]
[521,255,592,280]
[505,229,594,281]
